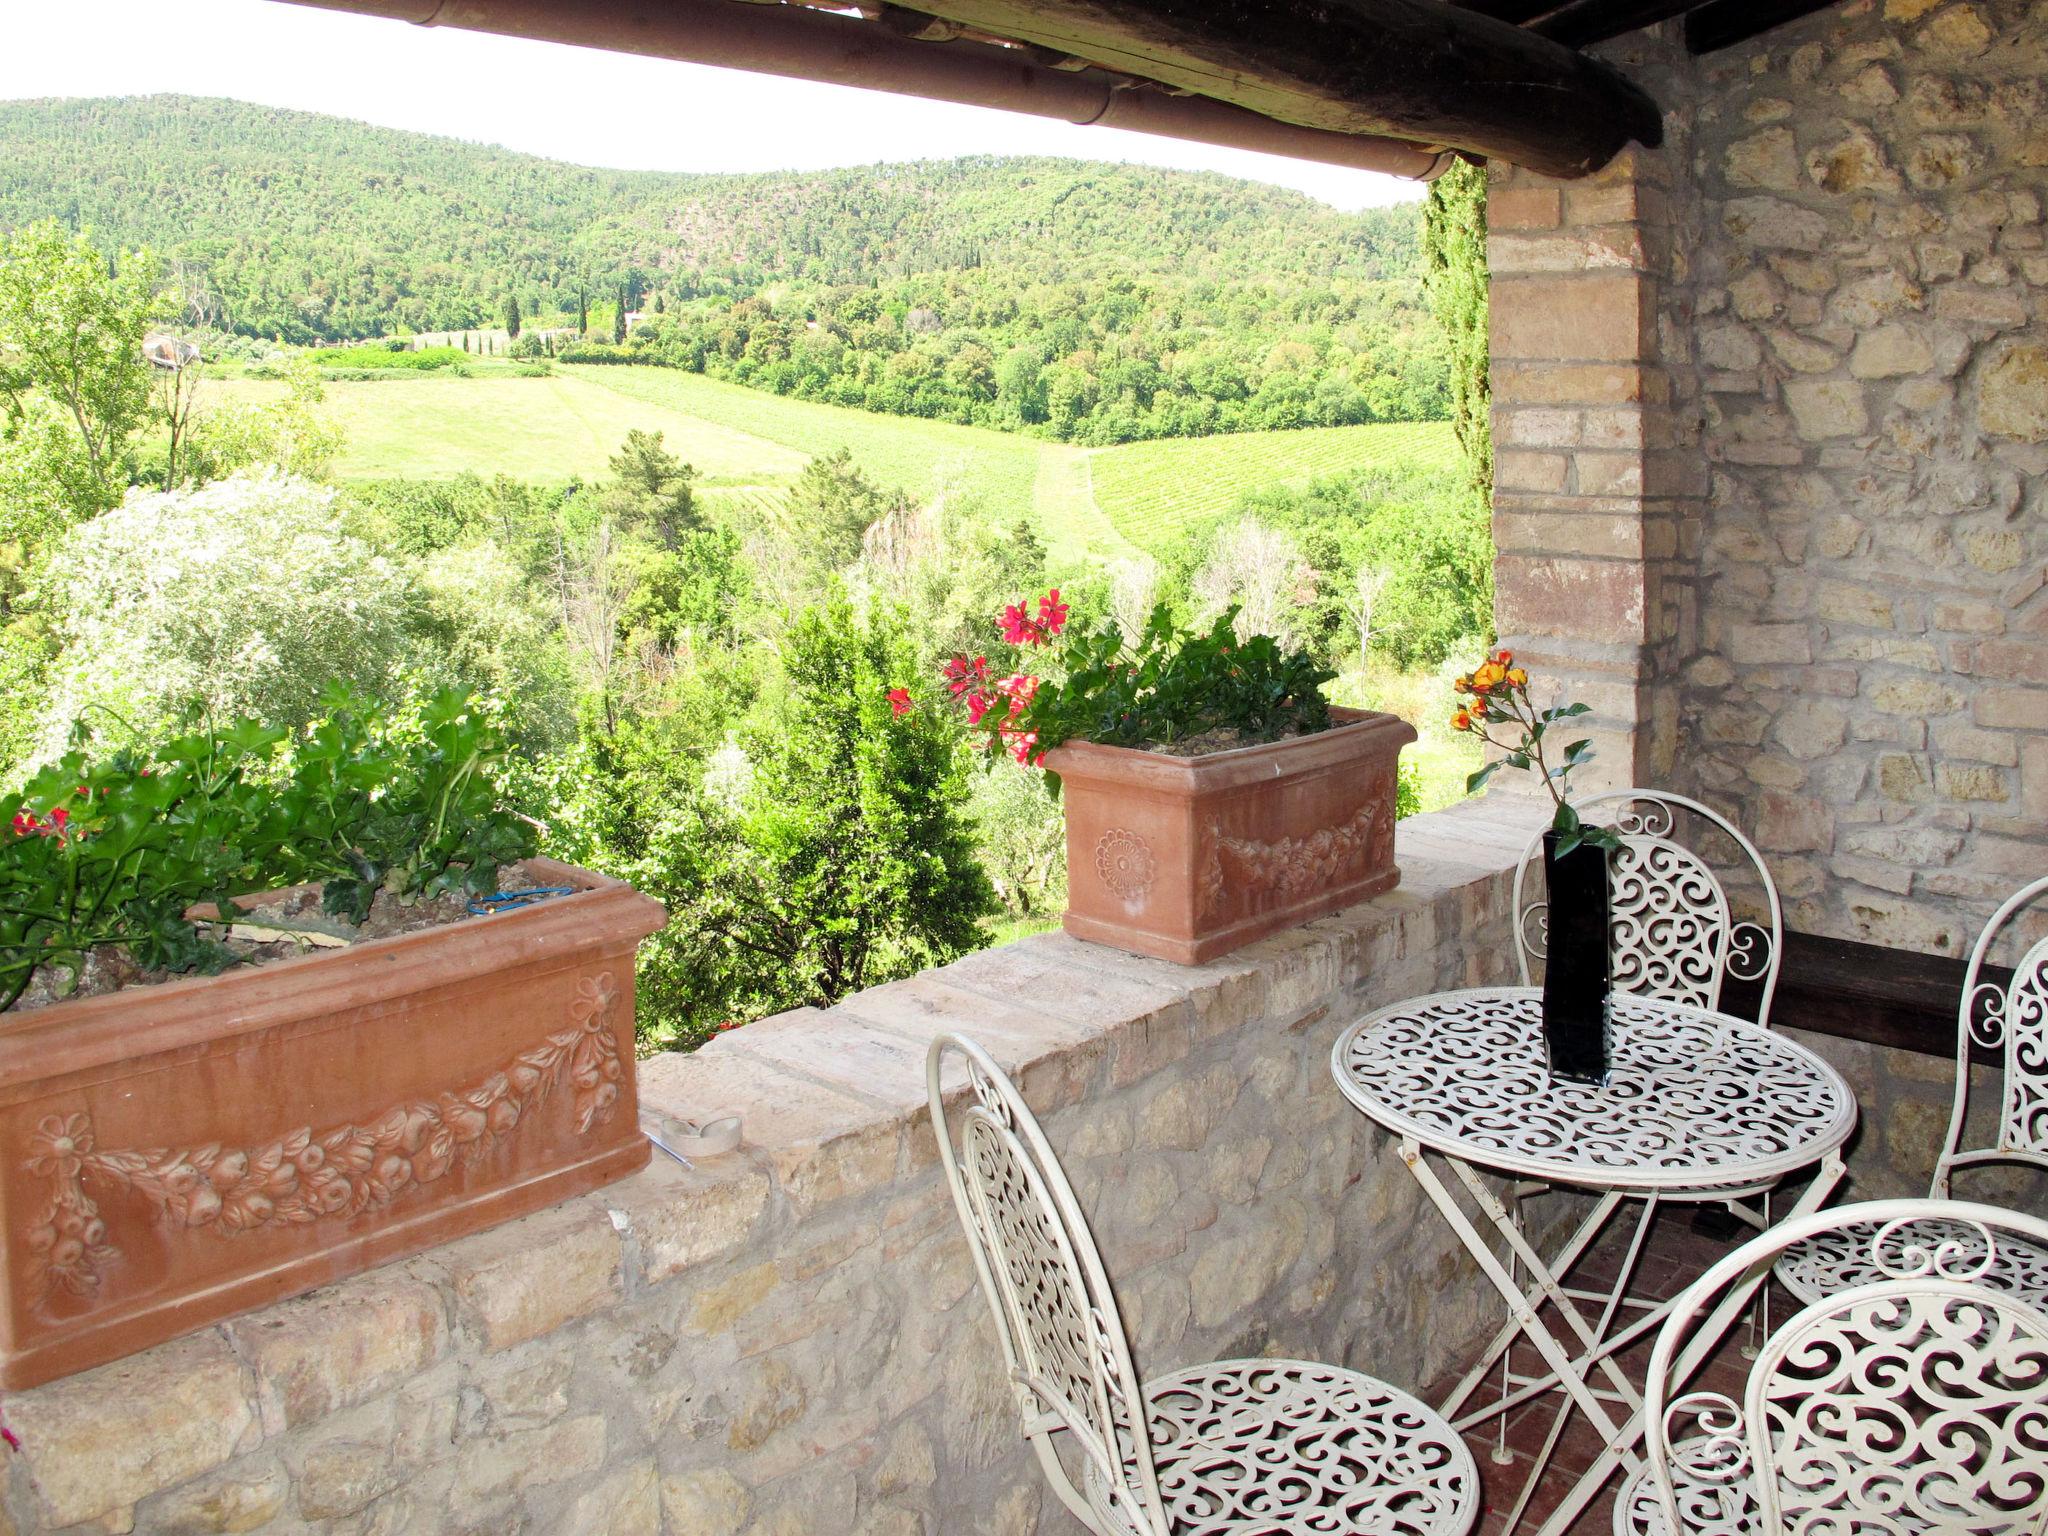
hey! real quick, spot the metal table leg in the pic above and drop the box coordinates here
[1528,1150,1849,1536]
[1399,1138,1633,1461]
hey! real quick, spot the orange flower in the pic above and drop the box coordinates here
[1451,710,1472,732]
[1506,667,1527,687]
[1473,661,1505,690]
[1496,648,1513,665]
[1470,696,1488,718]
[1453,675,1471,694]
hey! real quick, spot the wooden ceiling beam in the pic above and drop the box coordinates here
[881,0,1665,178]
[1527,0,1699,48]
[1527,0,1693,47]
[1685,0,1841,53]
[1442,0,1560,22]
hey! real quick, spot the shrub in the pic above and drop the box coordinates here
[312,343,466,372]
[33,471,417,760]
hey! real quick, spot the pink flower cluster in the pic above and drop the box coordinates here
[886,589,1068,767]
[1000,589,1068,648]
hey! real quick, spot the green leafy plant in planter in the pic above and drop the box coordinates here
[893,588,1336,769]
[0,689,533,1011]
[264,688,535,923]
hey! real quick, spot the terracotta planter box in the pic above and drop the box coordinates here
[0,858,665,1389]
[1045,708,1417,965]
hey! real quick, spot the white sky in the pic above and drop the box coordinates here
[0,0,1424,211]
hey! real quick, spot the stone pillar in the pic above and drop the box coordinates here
[1487,140,1705,793]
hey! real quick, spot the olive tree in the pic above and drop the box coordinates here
[34,470,416,759]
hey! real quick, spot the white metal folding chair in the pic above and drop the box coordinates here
[1777,874,2048,1309]
[1617,1197,2048,1536]
[928,1032,1479,1536]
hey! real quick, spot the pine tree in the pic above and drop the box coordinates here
[674,589,994,1011]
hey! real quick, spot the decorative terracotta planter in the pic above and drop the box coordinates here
[0,858,664,1389]
[1045,707,1418,965]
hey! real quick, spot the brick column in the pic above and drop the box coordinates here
[1487,144,1705,793]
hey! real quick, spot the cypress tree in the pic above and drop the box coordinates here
[576,288,588,336]
[503,292,522,338]
[1421,160,1491,499]
[613,285,627,345]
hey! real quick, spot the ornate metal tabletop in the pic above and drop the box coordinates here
[1332,986,1856,1189]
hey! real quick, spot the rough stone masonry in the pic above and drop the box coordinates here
[1490,0,2046,958]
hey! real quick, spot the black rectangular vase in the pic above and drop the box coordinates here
[1541,830,1613,1084]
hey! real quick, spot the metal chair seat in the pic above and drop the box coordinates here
[1776,875,2048,1312]
[1613,1441,1759,1536]
[931,1033,1480,1536]
[1624,1199,2048,1536]
[1085,1358,1479,1536]
[1774,1211,2048,1308]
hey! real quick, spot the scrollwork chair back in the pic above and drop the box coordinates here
[1639,1199,2048,1536]
[928,1034,1170,1536]
[1513,790,1784,1026]
[1939,874,2048,1199]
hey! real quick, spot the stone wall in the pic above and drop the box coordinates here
[1680,0,2047,956]
[1492,0,2047,958]
[0,804,1541,1536]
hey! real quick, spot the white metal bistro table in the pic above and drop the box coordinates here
[1331,986,1857,1536]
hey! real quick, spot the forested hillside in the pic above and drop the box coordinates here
[0,95,1446,441]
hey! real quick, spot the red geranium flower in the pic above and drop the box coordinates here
[1037,589,1068,637]
[886,688,914,716]
[994,674,1039,718]
[942,654,991,697]
[999,601,1035,646]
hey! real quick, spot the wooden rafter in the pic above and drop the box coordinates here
[879,0,1665,178]
[1684,0,1843,53]
[1445,0,1559,21]
[1529,0,1700,48]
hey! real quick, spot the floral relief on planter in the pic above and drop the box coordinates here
[0,858,664,1390]
[1094,828,1159,901]
[1048,708,1416,965]
[26,972,627,1309]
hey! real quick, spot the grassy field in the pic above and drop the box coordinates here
[219,364,1460,573]
[212,371,807,487]
[564,365,1047,529]
[1087,421,1461,552]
